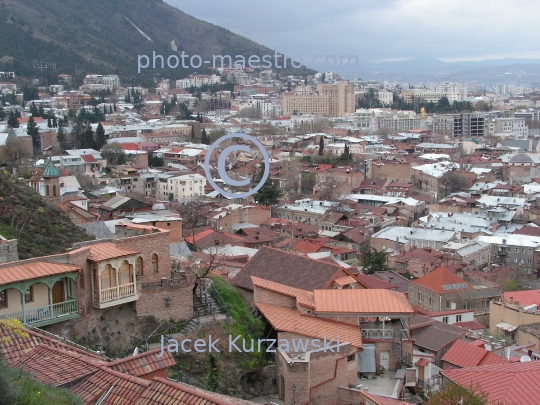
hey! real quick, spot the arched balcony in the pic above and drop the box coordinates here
[0,274,79,327]
[92,258,139,309]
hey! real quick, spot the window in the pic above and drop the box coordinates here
[442,316,449,323]
[119,261,133,285]
[347,354,355,362]
[101,265,116,289]
[515,248,519,253]
[25,286,34,303]
[152,254,158,273]
[429,298,433,306]
[456,315,462,322]
[446,301,450,309]
[418,292,423,302]
[0,290,7,308]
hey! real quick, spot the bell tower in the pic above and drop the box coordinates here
[42,159,61,199]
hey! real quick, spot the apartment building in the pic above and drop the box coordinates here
[282,81,355,117]
[158,173,207,202]
[431,113,485,137]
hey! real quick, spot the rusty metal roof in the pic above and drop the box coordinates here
[88,242,138,262]
[313,289,414,316]
[0,261,82,286]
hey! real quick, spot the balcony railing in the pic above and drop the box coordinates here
[361,329,394,340]
[96,283,136,304]
[1,299,78,325]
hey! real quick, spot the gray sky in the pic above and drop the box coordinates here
[165,0,540,64]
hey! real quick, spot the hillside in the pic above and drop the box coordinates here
[0,0,314,84]
[0,171,93,260]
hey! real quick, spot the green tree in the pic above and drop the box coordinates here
[47,118,52,128]
[0,106,5,121]
[26,116,40,155]
[30,102,39,117]
[80,125,95,149]
[190,125,196,141]
[201,128,210,145]
[38,104,45,118]
[503,278,519,292]
[251,164,282,206]
[7,110,19,128]
[100,142,126,166]
[148,152,164,167]
[340,143,352,162]
[318,136,324,156]
[94,123,106,150]
[56,126,68,152]
[361,248,391,274]
[427,381,491,405]
[52,114,57,128]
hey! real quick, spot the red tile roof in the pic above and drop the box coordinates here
[442,360,540,405]
[106,347,176,377]
[256,302,362,348]
[453,321,486,331]
[134,377,256,404]
[121,142,141,151]
[412,266,472,294]
[12,344,102,385]
[88,242,138,262]
[70,367,150,404]
[313,289,414,315]
[0,261,82,285]
[0,323,102,366]
[441,340,509,368]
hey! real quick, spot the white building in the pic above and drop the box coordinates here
[158,173,207,202]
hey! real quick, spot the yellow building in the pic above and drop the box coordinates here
[282,81,355,117]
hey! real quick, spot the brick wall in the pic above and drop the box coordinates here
[370,161,412,183]
[115,231,171,283]
[135,281,193,321]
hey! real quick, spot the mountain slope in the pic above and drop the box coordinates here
[0,171,93,260]
[0,0,313,83]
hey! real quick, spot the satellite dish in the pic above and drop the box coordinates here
[520,355,532,362]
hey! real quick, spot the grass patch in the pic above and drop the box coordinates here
[0,356,82,405]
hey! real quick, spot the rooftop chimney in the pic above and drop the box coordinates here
[509,296,514,304]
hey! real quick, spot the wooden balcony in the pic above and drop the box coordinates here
[92,282,139,309]
[1,299,79,327]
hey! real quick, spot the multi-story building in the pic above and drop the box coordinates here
[430,113,485,137]
[491,118,528,138]
[409,266,500,318]
[402,89,463,104]
[352,109,421,131]
[282,81,355,117]
[476,235,540,277]
[158,173,207,202]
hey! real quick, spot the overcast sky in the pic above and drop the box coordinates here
[165,0,540,65]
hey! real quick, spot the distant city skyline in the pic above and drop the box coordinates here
[165,0,540,65]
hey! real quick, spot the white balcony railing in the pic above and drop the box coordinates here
[97,283,137,304]
[1,300,78,325]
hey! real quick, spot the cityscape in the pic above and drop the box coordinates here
[1,1,540,404]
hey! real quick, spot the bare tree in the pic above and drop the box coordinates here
[170,197,209,249]
[1,136,29,173]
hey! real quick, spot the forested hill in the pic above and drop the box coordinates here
[0,0,313,85]
[0,171,93,260]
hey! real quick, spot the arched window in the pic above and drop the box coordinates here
[152,254,158,273]
[119,260,133,285]
[101,264,116,289]
[46,185,50,197]
[136,256,143,277]
[52,185,57,197]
